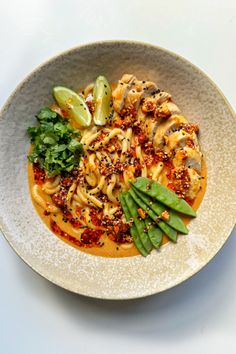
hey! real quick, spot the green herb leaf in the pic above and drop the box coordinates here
[27,107,83,176]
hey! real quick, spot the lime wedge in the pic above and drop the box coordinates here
[53,86,92,127]
[93,76,111,125]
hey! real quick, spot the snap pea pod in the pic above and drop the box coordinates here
[128,189,177,243]
[132,177,196,217]
[144,218,163,249]
[120,193,148,257]
[132,187,188,235]
[124,193,153,253]
[93,76,111,126]
[120,193,131,221]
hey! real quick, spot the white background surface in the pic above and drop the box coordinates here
[0,1,235,353]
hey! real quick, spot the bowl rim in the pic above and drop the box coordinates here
[0,40,235,300]
[1,40,235,119]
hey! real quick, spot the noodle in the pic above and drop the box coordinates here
[106,174,117,203]
[151,162,164,180]
[32,185,59,213]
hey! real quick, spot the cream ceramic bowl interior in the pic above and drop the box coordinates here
[0,41,235,299]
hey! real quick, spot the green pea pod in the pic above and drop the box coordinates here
[120,193,148,257]
[132,177,196,217]
[93,76,111,126]
[120,193,131,221]
[124,193,153,253]
[128,189,177,243]
[144,218,163,249]
[132,187,188,234]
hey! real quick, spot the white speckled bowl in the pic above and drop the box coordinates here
[0,41,235,299]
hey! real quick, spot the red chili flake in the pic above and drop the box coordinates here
[60,176,74,189]
[50,219,102,248]
[86,100,95,114]
[119,173,124,181]
[100,209,132,244]
[91,131,107,147]
[70,219,82,228]
[181,123,199,135]
[61,209,82,228]
[165,160,174,179]
[153,149,170,163]
[76,207,82,218]
[108,230,132,244]
[80,228,103,245]
[114,225,120,234]
[33,163,45,185]
[44,210,50,216]
[168,166,190,199]
[143,155,153,168]
[103,137,121,153]
[137,132,148,145]
[51,219,63,235]
[120,103,137,119]
[167,182,176,192]
[185,197,194,206]
[142,99,156,113]
[186,139,195,148]
[62,110,70,118]
[62,209,73,219]
[51,189,67,207]
[97,132,107,142]
[89,207,102,226]
[100,160,125,177]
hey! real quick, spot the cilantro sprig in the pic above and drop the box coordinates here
[27,108,83,176]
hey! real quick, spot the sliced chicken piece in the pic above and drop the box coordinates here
[154,102,181,119]
[112,74,136,112]
[165,102,181,115]
[136,107,146,122]
[167,130,199,151]
[141,96,157,113]
[154,91,172,104]
[141,117,159,140]
[173,147,202,173]
[170,166,201,200]
[186,168,202,200]
[153,115,188,148]
[140,80,158,97]
[154,103,172,119]
[124,80,158,110]
[125,89,143,110]
[136,108,158,139]
[142,92,171,113]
